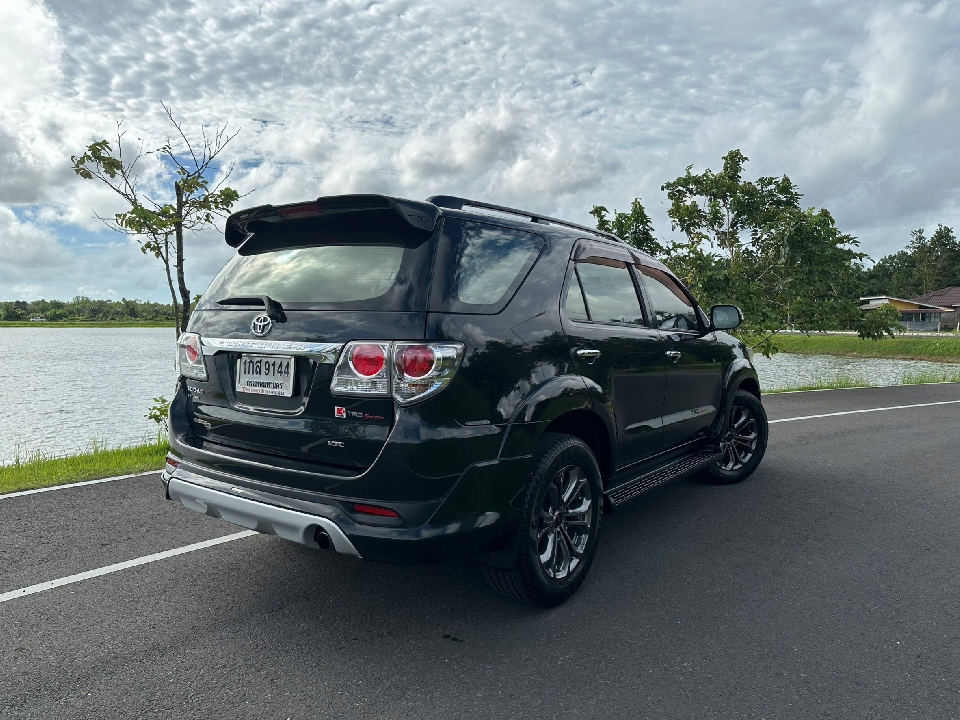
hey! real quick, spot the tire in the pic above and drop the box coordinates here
[481,432,603,608]
[706,389,768,484]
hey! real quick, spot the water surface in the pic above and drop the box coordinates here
[0,328,177,464]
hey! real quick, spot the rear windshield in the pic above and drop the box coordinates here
[199,210,435,312]
[206,246,405,304]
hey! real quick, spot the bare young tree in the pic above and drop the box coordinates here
[71,104,243,337]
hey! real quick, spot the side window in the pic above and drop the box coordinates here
[563,272,589,322]
[432,218,544,313]
[637,266,700,331]
[573,259,645,325]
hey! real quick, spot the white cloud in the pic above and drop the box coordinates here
[2,0,960,299]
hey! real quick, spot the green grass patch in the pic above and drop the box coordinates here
[0,321,174,328]
[766,368,960,394]
[0,438,168,495]
[769,333,960,363]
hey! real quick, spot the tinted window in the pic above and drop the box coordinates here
[575,260,645,325]
[433,219,543,312]
[564,273,589,321]
[206,246,404,304]
[199,209,436,312]
[637,266,699,331]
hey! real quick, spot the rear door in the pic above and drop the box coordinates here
[561,242,666,470]
[185,207,435,471]
[635,264,724,451]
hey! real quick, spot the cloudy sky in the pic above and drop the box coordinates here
[2,0,959,302]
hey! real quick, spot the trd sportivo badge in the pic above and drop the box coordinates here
[251,314,273,337]
[335,406,346,418]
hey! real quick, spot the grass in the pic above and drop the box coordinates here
[769,333,960,363]
[0,438,169,495]
[0,321,174,328]
[766,369,960,394]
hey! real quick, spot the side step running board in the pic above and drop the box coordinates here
[605,451,721,509]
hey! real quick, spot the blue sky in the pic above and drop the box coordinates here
[2,0,960,302]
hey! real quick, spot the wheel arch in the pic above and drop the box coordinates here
[542,409,613,485]
[716,359,762,435]
[498,375,616,485]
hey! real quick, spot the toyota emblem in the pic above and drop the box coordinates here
[251,314,273,337]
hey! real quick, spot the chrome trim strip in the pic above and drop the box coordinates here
[201,338,343,363]
[167,475,361,557]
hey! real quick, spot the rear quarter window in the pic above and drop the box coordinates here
[431,218,544,314]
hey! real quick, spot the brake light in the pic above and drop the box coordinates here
[399,345,435,378]
[331,341,464,404]
[277,203,322,219]
[177,332,207,381]
[350,344,386,377]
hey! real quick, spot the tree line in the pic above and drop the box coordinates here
[0,297,175,322]
[861,225,960,299]
[592,149,954,349]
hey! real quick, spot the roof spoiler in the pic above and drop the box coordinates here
[224,194,441,248]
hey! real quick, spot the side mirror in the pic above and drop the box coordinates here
[710,304,743,330]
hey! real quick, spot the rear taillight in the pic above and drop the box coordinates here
[398,345,435,378]
[392,342,463,405]
[349,344,386,377]
[331,341,391,396]
[177,332,207,381]
[331,341,464,405]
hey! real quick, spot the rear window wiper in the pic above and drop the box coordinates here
[217,295,286,322]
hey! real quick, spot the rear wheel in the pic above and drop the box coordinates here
[481,433,603,607]
[706,389,768,484]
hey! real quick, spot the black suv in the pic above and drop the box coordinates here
[163,194,767,607]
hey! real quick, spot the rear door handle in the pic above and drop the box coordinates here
[575,348,601,363]
[666,350,681,363]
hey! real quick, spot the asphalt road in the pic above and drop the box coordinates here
[2,383,959,719]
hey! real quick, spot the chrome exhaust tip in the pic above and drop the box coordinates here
[314,527,332,551]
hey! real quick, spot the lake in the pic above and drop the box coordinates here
[0,328,954,464]
[0,328,178,464]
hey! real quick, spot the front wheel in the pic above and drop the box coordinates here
[706,389,768,484]
[481,433,603,607]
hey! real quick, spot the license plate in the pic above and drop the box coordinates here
[236,355,294,397]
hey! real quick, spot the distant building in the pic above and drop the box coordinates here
[909,287,960,331]
[859,295,951,332]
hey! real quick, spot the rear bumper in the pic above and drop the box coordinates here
[166,472,361,556]
[162,460,526,564]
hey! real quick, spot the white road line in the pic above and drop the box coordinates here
[0,471,158,500]
[770,399,960,424]
[0,531,257,604]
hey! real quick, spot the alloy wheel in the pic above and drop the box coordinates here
[718,404,759,472]
[533,464,594,580]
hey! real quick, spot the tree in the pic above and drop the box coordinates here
[72,104,242,336]
[661,149,801,265]
[862,224,960,299]
[589,198,663,255]
[657,150,877,352]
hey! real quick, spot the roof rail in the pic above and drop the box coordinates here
[426,195,624,244]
